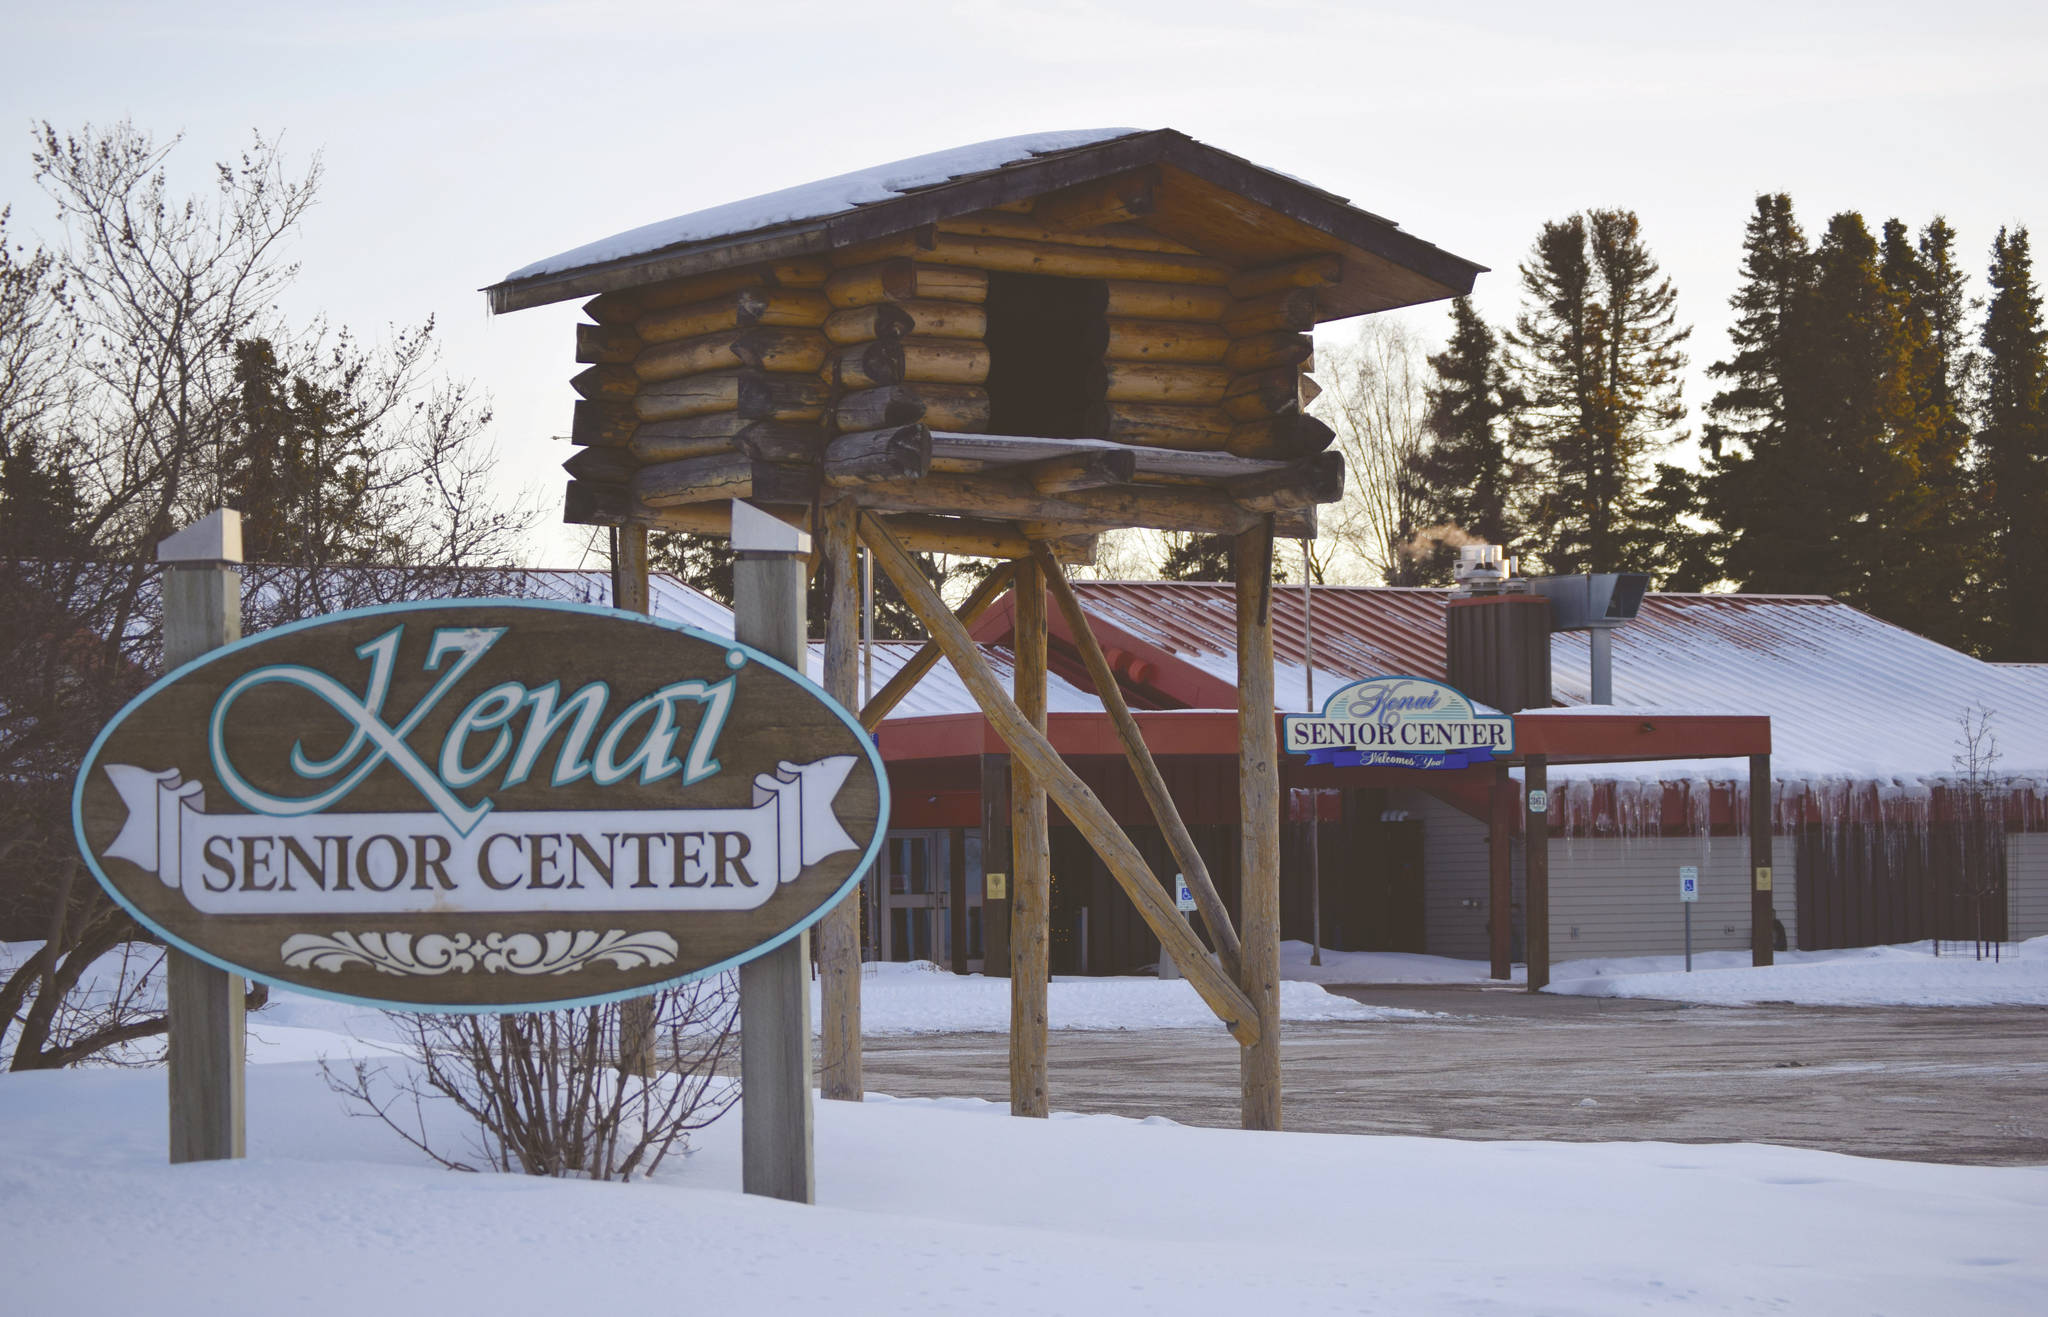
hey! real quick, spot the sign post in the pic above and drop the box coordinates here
[1158,876,1197,980]
[160,511,247,1164]
[732,501,816,1205]
[1679,865,1699,971]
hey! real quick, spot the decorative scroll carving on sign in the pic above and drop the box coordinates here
[280,929,680,977]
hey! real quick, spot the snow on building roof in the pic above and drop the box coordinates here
[1055,583,2048,784]
[504,130,1143,284]
[806,641,1104,719]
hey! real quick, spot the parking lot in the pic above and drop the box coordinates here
[859,985,2048,1165]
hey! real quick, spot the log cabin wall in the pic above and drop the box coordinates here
[559,175,1345,527]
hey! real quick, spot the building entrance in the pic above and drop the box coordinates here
[871,830,984,972]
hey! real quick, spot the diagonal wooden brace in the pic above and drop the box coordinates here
[860,515,1260,1045]
[858,560,1016,730]
[1030,542,1243,980]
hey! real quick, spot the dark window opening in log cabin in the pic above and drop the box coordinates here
[984,272,1107,438]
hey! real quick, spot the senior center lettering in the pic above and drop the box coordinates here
[73,600,886,1010]
[1283,676,1513,770]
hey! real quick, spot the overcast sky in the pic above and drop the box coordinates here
[6,1,2044,563]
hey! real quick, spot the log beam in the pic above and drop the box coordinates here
[1226,414,1337,460]
[637,370,829,423]
[1100,318,1231,364]
[817,499,863,1102]
[1103,281,1230,321]
[1228,451,1346,513]
[825,260,988,308]
[1228,253,1342,301]
[845,469,1315,538]
[824,299,987,345]
[846,232,1231,285]
[1023,450,1134,494]
[1222,288,1318,337]
[632,453,820,508]
[1010,556,1050,1118]
[637,327,827,382]
[576,322,642,364]
[859,516,1259,1044]
[637,288,831,344]
[572,399,637,448]
[824,425,931,487]
[1236,519,1282,1129]
[1030,166,1159,232]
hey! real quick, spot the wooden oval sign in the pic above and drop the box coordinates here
[72,599,886,1011]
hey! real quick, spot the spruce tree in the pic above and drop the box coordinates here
[1407,297,1523,581]
[1506,209,1689,574]
[1703,194,1817,594]
[1977,226,2048,660]
[1801,211,1920,611]
[1159,533,1234,581]
[1877,218,1977,647]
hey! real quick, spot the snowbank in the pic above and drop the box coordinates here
[1548,937,2048,1007]
[1,1043,2042,1315]
[1281,939,1505,985]
[835,960,1428,1033]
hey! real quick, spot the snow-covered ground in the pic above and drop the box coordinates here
[2,1023,2043,1316]
[1282,938,1511,985]
[837,959,1430,1032]
[1547,937,2048,1008]
[1283,935,2048,1008]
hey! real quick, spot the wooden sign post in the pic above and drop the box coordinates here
[732,500,815,1204]
[159,510,247,1164]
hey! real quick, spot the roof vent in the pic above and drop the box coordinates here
[1529,573,1651,705]
[1452,544,1523,594]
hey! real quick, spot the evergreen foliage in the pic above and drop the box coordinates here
[1506,209,1689,575]
[1977,226,2048,660]
[1160,532,1234,582]
[1702,194,1815,592]
[1406,297,1522,583]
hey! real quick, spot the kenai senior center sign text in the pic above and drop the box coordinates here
[1284,676,1513,771]
[73,600,886,1011]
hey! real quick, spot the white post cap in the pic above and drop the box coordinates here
[730,500,811,555]
[157,509,244,565]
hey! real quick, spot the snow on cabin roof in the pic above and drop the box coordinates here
[504,129,1145,284]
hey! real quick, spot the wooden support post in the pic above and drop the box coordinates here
[1235,519,1282,1132]
[610,526,657,1077]
[817,500,863,1101]
[1032,543,1241,979]
[1489,762,1514,981]
[159,511,246,1164]
[733,503,815,1204]
[1751,753,1775,967]
[1525,756,1550,993]
[858,515,1259,1042]
[1010,557,1051,1118]
[981,754,1012,977]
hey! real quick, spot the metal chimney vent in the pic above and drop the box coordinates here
[1528,573,1650,706]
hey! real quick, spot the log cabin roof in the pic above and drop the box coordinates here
[487,129,1486,319]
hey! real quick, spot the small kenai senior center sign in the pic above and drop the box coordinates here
[1284,676,1513,770]
[73,600,886,1010]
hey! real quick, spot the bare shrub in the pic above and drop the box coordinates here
[323,975,741,1181]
